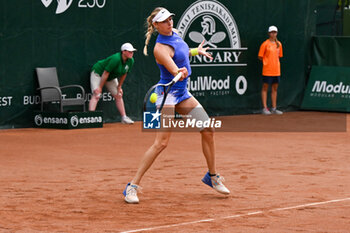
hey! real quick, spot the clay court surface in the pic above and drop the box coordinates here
[0,111,349,232]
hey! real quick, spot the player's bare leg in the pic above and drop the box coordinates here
[200,128,216,174]
[176,96,229,194]
[124,130,172,203]
[124,106,174,203]
[176,97,217,173]
[131,129,172,185]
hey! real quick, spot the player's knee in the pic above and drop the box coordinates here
[201,127,215,133]
[200,128,214,140]
[154,139,169,151]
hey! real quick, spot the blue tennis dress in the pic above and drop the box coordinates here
[155,32,192,106]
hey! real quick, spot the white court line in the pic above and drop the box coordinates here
[120,197,350,233]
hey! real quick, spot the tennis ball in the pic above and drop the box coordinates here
[150,93,157,103]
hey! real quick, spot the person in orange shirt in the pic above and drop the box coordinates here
[258,26,283,115]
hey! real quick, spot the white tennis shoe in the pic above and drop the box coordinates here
[262,108,272,115]
[123,183,141,204]
[270,108,283,115]
[202,172,230,195]
[121,116,134,124]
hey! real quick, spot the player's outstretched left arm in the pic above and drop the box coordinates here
[189,40,213,60]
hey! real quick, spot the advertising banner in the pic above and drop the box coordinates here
[33,111,103,129]
[301,66,350,112]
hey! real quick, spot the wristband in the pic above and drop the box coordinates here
[190,48,199,56]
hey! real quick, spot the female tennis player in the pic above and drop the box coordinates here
[123,7,230,204]
[258,26,283,115]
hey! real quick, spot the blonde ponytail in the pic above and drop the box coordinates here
[143,7,163,56]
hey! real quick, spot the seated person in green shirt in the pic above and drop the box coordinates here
[89,43,136,124]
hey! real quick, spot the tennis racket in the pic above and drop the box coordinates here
[143,72,183,113]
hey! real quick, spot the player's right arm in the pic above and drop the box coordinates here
[153,43,188,80]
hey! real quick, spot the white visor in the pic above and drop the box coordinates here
[152,8,175,23]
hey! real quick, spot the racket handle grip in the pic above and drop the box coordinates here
[172,72,183,84]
